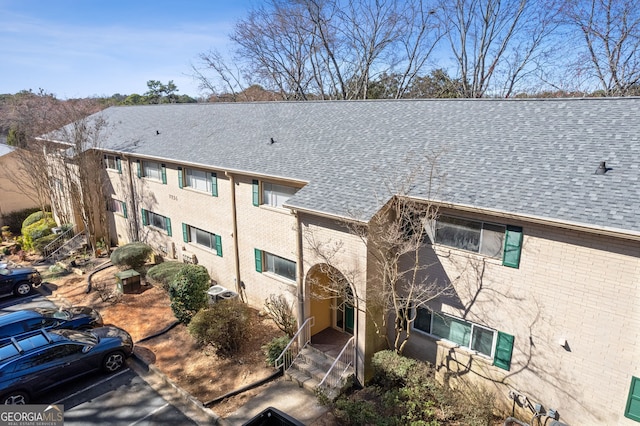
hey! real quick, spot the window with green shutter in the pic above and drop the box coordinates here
[502,226,523,268]
[116,157,122,174]
[122,202,128,219]
[182,223,188,243]
[178,167,184,189]
[625,376,640,421]
[136,160,142,178]
[493,332,514,371]
[215,234,222,257]
[165,217,172,236]
[161,164,167,184]
[254,249,263,272]
[252,180,260,206]
[141,208,148,225]
[211,173,218,197]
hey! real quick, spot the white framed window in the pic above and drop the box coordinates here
[265,252,296,280]
[254,249,296,281]
[141,209,172,236]
[432,216,506,258]
[143,161,162,181]
[182,223,222,256]
[112,199,127,218]
[104,154,120,171]
[186,169,211,192]
[262,182,297,208]
[413,308,496,358]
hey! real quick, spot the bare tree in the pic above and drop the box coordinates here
[440,0,561,97]
[194,0,443,100]
[53,110,111,253]
[563,0,640,96]
[0,91,109,252]
[0,92,102,222]
[305,154,453,354]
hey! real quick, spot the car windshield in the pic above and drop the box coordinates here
[33,308,72,320]
[49,329,98,346]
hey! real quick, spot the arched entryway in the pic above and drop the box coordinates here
[306,264,356,340]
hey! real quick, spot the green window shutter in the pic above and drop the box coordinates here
[136,160,142,178]
[165,217,172,236]
[252,180,260,206]
[122,202,128,219]
[215,234,222,257]
[161,164,167,184]
[493,331,514,371]
[254,248,263,272]
[626,376,640,421]
[211,172,218,197]
[182,223,188,243]
[502,226,523,268]
[178,167,184,189]
[116,157,122,174]
[141,208,148,225]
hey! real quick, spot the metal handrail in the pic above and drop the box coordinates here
[318,336,355,390]
[47,230,86,262]
[42,227,75,258]
[275,317,314,371]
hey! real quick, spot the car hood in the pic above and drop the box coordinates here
[92,326,133,351]
[6,267,38,276]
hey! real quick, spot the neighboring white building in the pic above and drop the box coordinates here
[44,98,640,425]
[0,143,39,223]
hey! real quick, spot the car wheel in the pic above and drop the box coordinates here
[102,351,125,373]
[13,281,32,297]
[2,391,29,405]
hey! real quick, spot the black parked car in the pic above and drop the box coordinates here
[0,326,134,404]
[0,307,103,345]
[0,266,41,297]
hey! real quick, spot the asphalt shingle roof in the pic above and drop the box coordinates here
[49,98,640,236]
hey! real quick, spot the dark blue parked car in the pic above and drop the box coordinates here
[0,307,103,345]
[0,326,134,404]
[0,266,41,297]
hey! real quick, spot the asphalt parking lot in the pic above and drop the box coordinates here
[0,289,203,425]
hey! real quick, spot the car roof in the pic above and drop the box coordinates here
[0,310,41,327]
[0,330,65,365]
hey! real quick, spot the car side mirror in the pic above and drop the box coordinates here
[82,346,91,353]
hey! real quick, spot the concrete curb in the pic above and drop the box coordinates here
[128,353,222,425]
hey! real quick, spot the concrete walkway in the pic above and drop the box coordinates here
[220,379,330,425]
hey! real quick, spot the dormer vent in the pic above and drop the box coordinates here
[595,161,608,175]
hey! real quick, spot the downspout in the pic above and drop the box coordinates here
[225,171,244,302]
[125,155,140,241]
[293,210,305,325]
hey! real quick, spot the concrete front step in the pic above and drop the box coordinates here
[284,346,353,396]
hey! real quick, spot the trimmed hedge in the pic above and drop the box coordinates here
[21,216,56,251]
[110,242,153,270]
[146,261,186,291]
[168,264,210,324]
[21,210,48,230]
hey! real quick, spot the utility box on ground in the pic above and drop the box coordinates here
[115,269,141,294]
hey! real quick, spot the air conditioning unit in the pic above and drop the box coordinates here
[206,285,228,305]
[218,290,239,301]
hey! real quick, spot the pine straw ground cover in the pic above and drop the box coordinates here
[42,265,285,418]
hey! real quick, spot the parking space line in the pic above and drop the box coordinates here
[127,402,170,426]
[52,368,131,405]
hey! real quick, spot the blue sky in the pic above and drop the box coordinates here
[0,0,256,98]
